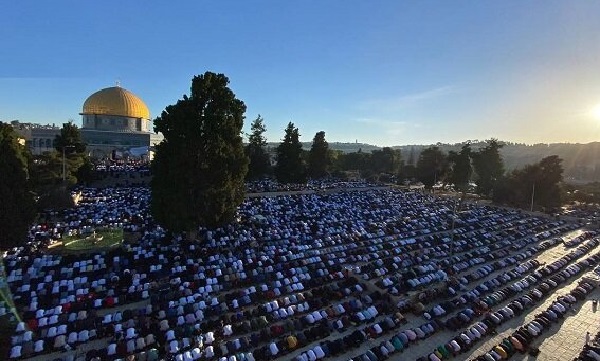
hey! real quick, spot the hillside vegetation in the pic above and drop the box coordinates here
[270,141,600,183]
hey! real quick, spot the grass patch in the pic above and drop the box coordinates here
[0,275,18,359]
[51,228,124,254]
[0,313,16,358]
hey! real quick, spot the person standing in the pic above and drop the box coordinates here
[586,331,591,346]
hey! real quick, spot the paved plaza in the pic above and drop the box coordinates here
[284,229,600,361]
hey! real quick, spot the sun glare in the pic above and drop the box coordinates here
[591,104,600,120]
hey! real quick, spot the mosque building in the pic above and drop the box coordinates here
[15,84,163,159]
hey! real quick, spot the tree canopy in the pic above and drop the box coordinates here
[447,143,473,193]
[54,121,86,154]
[245,115,271,180]
[151,71,248,233]
[275,122,306,183]
[472,139,504,196]
[366,147,402,177]
[308,131,331,179]
[493,155,564,210]
[416,146,447,189]
[334,150,368,174]
[28,122,89,211]
[0,122,36,249]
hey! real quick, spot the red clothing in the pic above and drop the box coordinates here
[61,302,71,313]
[27,318,38,331]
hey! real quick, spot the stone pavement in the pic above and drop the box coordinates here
[461,273,599,361]
[528,293,600,361]
[283,229,592,361]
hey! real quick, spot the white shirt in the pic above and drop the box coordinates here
[269,343,278,355]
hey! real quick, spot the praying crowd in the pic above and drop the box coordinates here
[3,181,599,361]
[91,165,152,188]
[244,180,379,194]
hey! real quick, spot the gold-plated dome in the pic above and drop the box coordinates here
[81,86,150,119]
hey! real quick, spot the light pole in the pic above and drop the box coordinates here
[62,145,75,182]
[450,196,458,256]
[450,193,464,257]
[530,183,535,212]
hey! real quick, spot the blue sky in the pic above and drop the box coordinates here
[1,1,600,146]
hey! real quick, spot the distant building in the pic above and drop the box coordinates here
[10,121,61,154]
[10,85,163,158]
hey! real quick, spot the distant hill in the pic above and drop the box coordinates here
[265,140,600,183]
[266,142,381,153]
[394,141,600,183]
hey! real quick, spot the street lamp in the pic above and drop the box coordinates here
[62,145,76,182]
[530,183,535,212]
[450,194,463,257]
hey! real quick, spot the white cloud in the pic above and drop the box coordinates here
[358,85,457,112]
[354,117,406,126]
[353,117,425,139]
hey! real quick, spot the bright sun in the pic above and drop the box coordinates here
[592,104,600,120]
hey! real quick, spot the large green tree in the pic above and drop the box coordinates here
[447,143,473,193]
[336,149,368,173]
[275,122,306,183]
[472,139,504,197]
[308,131,331,179]
[151,72,249,234]
[367,147,402,176]
[28,122,88,210]
[493,155,564,211]
[28,151,77,210]
[28,121,89,187]
[54,121,86,154]
[416,146,447,189]
[0,123,36,249]
[245,115,271,180]
[534,155,564,209]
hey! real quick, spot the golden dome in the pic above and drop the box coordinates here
[81,86,150,119]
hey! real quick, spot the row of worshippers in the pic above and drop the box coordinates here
[466,280,594,361]
[417,247,600,361]
[4,184,576,358]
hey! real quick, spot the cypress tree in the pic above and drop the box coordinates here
[151,72,248,235]
[275,122,306,183]
[245,115,271,179]
[308,131,331,179]
[0,123,36,249]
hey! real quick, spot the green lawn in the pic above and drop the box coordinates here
[0,285,18,359]
[52,228,124,254]
[0,313,16,359]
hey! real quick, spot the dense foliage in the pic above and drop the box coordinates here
[564,182,600,204]
[0,123,36,249]
[28,122,90,210]
[367,147,402,178]
[26,121,89,187]
[447,143,473,193]
[493,155,564,211]
[151,72,248,233]
[245,115,271,180]
[472,139,504,196]
[275,122,306,183]
[308,131,331,179]
[334,149,368,174]
[416,146,448,189]
[54,121,86,154]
